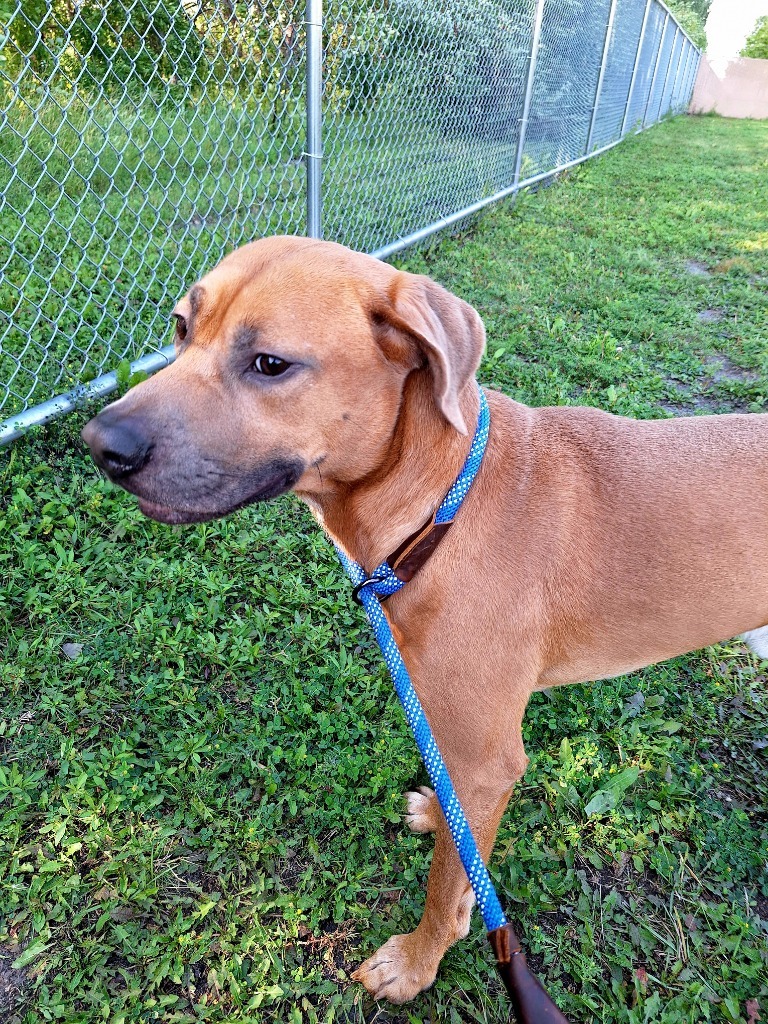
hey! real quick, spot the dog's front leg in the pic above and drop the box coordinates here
[352,745,527,1004]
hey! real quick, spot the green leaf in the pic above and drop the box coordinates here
[12,937,51,969]
[584,788,618,816]
[584,767,640,817]
[115,359,131,385]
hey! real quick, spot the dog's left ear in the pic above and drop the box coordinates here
[372,272,486,434]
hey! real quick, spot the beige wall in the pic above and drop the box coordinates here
[690,56,768,119]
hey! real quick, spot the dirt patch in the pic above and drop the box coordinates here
[697,309,725,324]
[660,394,726,416]
[685,260,711,277]
[659,400,693,416]
[702,353,759,386]
[293,920,361,985]
[0,945,27,1017]
[661,353,759,416]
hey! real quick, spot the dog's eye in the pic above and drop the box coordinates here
[174,315,187,342]
[252,354,292,377]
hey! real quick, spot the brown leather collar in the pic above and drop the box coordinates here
[386,512,454,584]
[352,512,454,603]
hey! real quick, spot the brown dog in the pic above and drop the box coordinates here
[82,236,768,1004]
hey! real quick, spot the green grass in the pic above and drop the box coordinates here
[1,114,767,1023]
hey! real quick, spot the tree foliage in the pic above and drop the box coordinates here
[0,0,304,99]
[663,0,711,50]
[3,0,205,90]
[741,15,768,60]
[0,0,709,123]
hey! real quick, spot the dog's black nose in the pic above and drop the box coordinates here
[81,411,153,478]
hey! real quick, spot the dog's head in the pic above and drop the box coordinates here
[81,236,485,524]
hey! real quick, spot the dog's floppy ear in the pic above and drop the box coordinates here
[371,272,486,434]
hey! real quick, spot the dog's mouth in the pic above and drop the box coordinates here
[134,459,305,525]
[136,497,217,525]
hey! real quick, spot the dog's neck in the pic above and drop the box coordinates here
[301,373,481,573]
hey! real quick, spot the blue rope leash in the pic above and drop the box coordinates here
[335,388,506,932]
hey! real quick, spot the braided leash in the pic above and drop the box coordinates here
[335,391,503,928]
[335,388,569,1021]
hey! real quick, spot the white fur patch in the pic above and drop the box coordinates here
[404,786,440,833]
[742,625,768,659]
[454,888,476,942]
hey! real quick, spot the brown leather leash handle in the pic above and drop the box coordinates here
[488,924,571,1023]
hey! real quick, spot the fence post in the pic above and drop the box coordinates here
[621,0,652,136]
[305,0,323,238]
[692,50,703,98]
[686,48,702,108]
[674,42,691,112]
[656,23,679,119]
[666,29,684,115]
[677,42,688,108]
[586,0,618,153]
[641,8,668,129]
[512,0,546,190]
[677,39,692,110]
[685,43,698,106]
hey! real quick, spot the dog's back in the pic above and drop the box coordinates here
[483,396,768,685]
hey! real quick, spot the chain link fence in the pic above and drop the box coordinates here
[0,0,699,443]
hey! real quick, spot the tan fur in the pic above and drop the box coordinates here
[82,237,768,1004]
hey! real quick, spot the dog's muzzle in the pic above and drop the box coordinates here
[82,408,153,480]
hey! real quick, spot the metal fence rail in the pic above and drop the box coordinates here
[0,0,699,444]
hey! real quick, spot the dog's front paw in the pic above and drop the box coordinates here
[351,932,439,1003]
[404,786,441,833]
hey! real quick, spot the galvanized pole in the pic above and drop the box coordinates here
[689,44,699,101]
[621,0,652,136]
[656,23,679,119]
[690,51,703,106]
[666,29,685,115]
[586,0,618,153]
[641,9,669,129]
[686,48,702,108]
[692,44,704,100]
[512,0,546,190]
[305,0,323,238]
[675,41,688,111]
[679,40,696,110]
[674,42,692,112]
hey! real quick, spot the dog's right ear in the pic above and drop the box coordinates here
[370,272,486,434]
